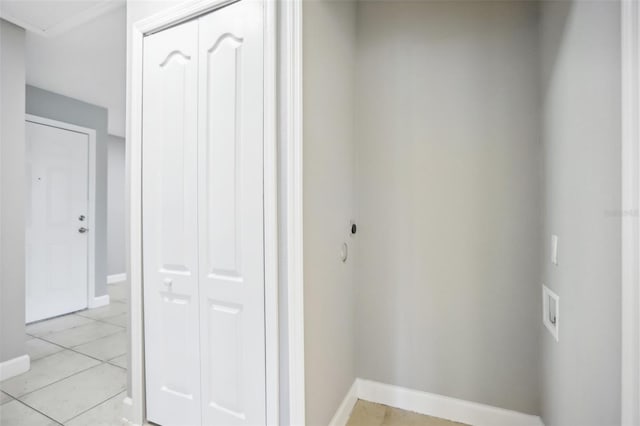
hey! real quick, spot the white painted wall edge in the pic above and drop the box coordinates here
[89,294,110,309]
[330,379,545,426]
[107,273,127,284]
[0,354,30,381]
[621,1,640,424]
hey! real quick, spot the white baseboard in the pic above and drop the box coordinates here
[329,380,359,426]
[0,354,30,381]
[332,379,544,426]
[107,273,127,284]
[89,294,110,309]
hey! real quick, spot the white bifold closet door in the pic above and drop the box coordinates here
[142,1,265,425]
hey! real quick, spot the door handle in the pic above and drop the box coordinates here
[78,227,88,234]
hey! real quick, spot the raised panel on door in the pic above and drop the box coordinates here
[25,121,89,323]
[142,18,201,426]
[197,2,266,424]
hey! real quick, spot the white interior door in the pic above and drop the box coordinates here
[143,1,266,425]
[197,1,265,424]
[142,18,202,426]
[25,120,89,323]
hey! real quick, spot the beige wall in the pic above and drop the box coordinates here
[303,1,357,425]
[353,1,542,414]
[0,19,27,363]
[540,1,621,424]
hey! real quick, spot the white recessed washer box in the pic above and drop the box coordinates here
[542,284,559,341]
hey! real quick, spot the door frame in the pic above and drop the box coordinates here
[127,0,281,424]
[24,114,98,315]
[622,1,640,424]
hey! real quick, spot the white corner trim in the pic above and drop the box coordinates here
[89,294,110,309]
[622,1,640,425]
[0,354,30,381]
[282,0,305,424]
[329,380,359,426]
[330,379,545,426]
[107,273,128,284]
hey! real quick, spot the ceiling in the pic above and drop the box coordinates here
[0,0,124,37]
[24,4,126,136]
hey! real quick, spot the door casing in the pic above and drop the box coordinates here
[25,114,98,315]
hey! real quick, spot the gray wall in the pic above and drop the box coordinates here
[0,19,27,363]
[26,85,109,298]
[540,1,621,425]
[107,135,126,276]
[303,1,357,425]
[354,1,542,414]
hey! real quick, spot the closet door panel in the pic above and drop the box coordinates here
[197,1,266,424]
[142,19,201,426]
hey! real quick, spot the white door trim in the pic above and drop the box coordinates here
[25,114,98,314]
[622,1,640,424]
[280,0,305,424]
[128,1,278,424]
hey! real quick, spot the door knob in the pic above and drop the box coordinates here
[78,227,88,233]
[79,215,86,221]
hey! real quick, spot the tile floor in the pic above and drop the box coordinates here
[346,400,469,426]
[0,281,129,426]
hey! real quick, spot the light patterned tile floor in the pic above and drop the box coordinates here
[0,281,129,426]
[347,400,470,426]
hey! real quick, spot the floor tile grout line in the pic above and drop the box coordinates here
[65,343,128,365]
[27,320,101,340]
[11,396,64,425]
[4,361,106,400]
[36,327,126,350]
[5,304,130,423]
[0,347,101,394]
[26,313,99,334]
[27,303,128,337]
[50,329,128,365]
[5,361,126,419]
[75,309,128,322]
[27,337,71,361]
[91,314,129,327]
[27,300,128,336]
[26,328,126,364]
[0,391,14,406]
[60,388,127,424]
[4,336,126,396]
